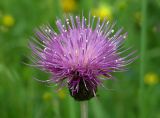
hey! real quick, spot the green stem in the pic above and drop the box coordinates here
[139,0,147,117]
[68,97,76,118]
[80,101,88,118]
[53,99,61,118]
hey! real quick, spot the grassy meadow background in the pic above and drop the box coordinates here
[0,0,160,118]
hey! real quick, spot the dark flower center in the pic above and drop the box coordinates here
[68,71,97,101]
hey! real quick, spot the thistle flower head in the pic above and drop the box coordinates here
[29,13,136,101]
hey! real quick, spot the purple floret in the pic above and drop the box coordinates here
[29,13,136,101]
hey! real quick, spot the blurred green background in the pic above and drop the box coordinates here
[0,0,160,118]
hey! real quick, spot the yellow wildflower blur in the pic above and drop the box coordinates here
[144,72,159,85]
[2,14,15,27]
[58,89,66,99]
[92,4,113,20]
[60,0,77,13]
[42,92,52,101]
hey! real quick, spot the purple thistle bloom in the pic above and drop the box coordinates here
[29,13,137,101]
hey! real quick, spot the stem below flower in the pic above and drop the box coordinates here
[139,0,147,117]
[80,101,88,118]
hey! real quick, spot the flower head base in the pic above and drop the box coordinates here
[30,13,136,101]
[68,71,97,101]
